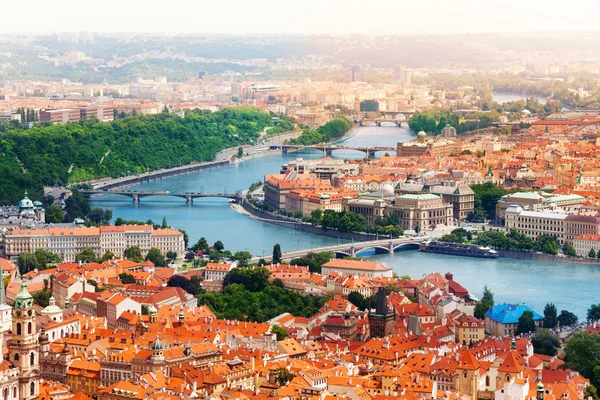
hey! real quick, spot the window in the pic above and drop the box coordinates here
[28,322,32,334]
[16,323,21,335]
[30,382,35,396]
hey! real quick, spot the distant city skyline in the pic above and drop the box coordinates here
[2,0,600,36]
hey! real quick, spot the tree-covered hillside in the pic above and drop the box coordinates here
[0,106,292,205]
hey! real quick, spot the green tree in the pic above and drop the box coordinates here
[585,385,598,400]
[17,252,37,275]
[75,248,98,263]
[34,249,61,270]
[45,205,64,223]
[531,329,561,356]
[233,251,252,267]
[558,310,578,327]
[474,285,494,319]
[64,190,91,222]
[213,240,225,252]
[167,275,204,295]
[589,248,597,258]
[348,291,365,309]
[310,209,323,225]
[100,251,115,262]
[192,237,209,252]
[271,325,288,341]
[563,243,577,258]
[161,217,168,229]
[237,147,244,158]
[146,248,167,267]
[166,251,177,263]
[588,304,600,322]
[516,310,537,335]
[124,246,143,262]
[563,332,600,388]
[223,267,271,292]
[543,303,558,329]
[272,244,282,264]
[87,208,112,225]
[273,367,295,386]
[118,273,136,284]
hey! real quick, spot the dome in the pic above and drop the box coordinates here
[148,304,158,315]
[19,191,34,209]
[417,131,427,138]
[14,280,33,309]
[43,304,62,314]
[151,336,164,351]
[320,194,330,200]
[381,184,395,196]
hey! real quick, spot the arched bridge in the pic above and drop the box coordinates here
[356,119,404,127]
[276,144,395,159]
[81,190,240,204]
[250,236,427,263]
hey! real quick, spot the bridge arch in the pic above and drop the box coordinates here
[334,251,352,258]
[393,242,420,252]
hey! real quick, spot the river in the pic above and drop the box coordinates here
[492,91,547,105]
[92,124,597,319]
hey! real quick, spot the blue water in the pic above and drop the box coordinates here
[92,125,598,320]
[492,91,547,105]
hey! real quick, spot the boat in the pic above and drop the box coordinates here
[419,240,498,259]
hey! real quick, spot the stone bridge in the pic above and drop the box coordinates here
[81,190,240,204]
[250,236,427,262]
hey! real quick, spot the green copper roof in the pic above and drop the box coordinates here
[14,280,33,309]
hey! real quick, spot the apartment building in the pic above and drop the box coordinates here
[39,106,114,124]
[4,226,184,261]
[495,192,584,225]
[504,205,600,245]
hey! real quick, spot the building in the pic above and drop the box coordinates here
[387,194,454,231]
[397,132,457,157]
[4,225,185,262]
[453,313,485,345]
[504,205,600,245]
[495,192,584,225]
[321,259,393,278]
[368,287,395,338]
[285,186,359,216]
[264,170,326,210]
[573,233,600,257]
[204,263,234,281]
[484,304,543,336]
[6,280,42,399]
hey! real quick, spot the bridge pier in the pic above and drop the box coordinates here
[367,150,377,159]
[282,148,289,154]
[350,246,356,257]
[132,194,139,203]
[325,149,333,157]
[186,196,193,204]
[388,241,394,254]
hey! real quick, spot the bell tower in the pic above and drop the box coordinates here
[9,280,40,399]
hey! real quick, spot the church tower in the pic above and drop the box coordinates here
[368,287,395,338]
[9,280,40,399]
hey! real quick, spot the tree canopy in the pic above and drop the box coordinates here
[0,107,280,205]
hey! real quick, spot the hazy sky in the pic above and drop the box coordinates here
[3,0,600,35]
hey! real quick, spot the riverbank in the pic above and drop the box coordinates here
[232,200,379,242]
[85,130,303,191]
[498,250,600,265]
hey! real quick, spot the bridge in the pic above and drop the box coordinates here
[81,190,240,204]
[275,144,396,159]
[356,118,405,127]
[250,236,427,263]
